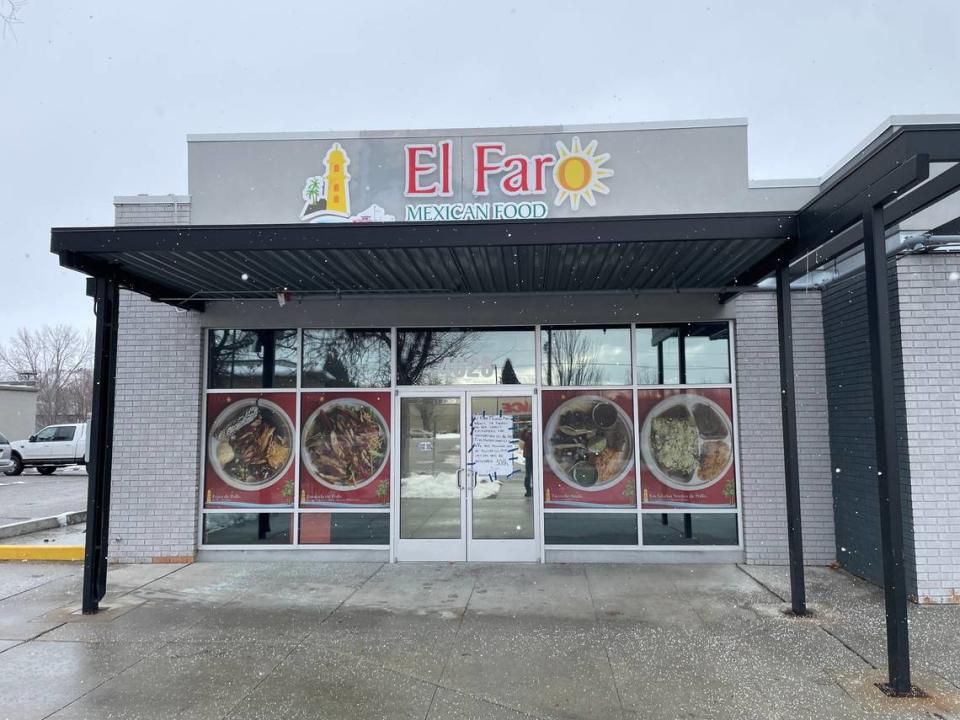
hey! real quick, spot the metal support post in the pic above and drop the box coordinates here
[775,261,807,616]
[862,203,912,694]
[82,277,119,614]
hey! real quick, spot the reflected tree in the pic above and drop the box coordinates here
[543,328,603,386]
[500,358,520,384]
[395,330,475,385]
[209,329,297,388]
[396,330,476,475]
[302,329,391,387]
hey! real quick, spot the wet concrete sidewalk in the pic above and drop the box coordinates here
[0,562,957,720]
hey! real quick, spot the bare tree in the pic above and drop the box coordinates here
[543,328,603,386]
[1,0,27,40]
[0,325,94,428]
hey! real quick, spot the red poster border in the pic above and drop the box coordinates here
[299,390,392,508]
[637,387,738,510]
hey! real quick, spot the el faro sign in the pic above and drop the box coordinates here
[299,136,614,224]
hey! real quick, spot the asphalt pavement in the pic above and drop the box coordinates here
[0,467,88,525]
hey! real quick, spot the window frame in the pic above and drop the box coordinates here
[198,322,742,554]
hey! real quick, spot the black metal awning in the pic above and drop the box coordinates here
[52,213,798,311]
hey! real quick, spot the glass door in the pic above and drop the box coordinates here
[466,391,539,562]
[396,393,467,561]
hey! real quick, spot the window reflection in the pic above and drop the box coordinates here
[635,327,680,384]
[203,513,292,545]
[299,513,389,544]
[684,324,730,384]
[541,326,631,386]
[302,329,390,388]
[544,513,638,545]
[208,329,297,389]
[641,512,738,546]
[396,328,535,385]
[635,323,729,385]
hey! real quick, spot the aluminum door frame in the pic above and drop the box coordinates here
[393,388,468,562]
[464,388,540,562]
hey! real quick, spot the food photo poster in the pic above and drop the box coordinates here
[204,392,297,508]
[300,391,391,508]
[637,388,738,509]
[541,389,637,508]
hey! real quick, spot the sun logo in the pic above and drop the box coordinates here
[552,137,614,210]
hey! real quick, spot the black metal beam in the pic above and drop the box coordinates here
[799,155,929,254]
[884,161,960,227]
[82,277,119,615]
[775,261,806,616]
[50,212,798,255]
[717,240,795,304]
[929,216,960,235]
[862,202,913,695]
[59,251,205,312]
[720,155,932,303]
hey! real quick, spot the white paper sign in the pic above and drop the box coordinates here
[471,414,516,476]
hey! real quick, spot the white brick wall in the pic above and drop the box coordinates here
[114,195,190,226]
[109,291,202,562]
[731,290,836,565]
[894,254,960,603]
[109,198,201,563]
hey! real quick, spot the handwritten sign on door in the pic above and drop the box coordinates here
[471,414,516,475]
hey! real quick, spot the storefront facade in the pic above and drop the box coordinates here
[55,117,960,599]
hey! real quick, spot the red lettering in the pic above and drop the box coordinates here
[473,142,504,195]
[405,144,439,196]
[532,155,555,193]
[500,156,529,195]
[439,140,452,195]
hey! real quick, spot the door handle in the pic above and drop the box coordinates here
[472,472,478,489]
[456,468,464,490]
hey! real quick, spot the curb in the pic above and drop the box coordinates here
[0,545,84,561]
[0,511,86,540]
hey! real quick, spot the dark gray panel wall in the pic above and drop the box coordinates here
[821,265,916,593]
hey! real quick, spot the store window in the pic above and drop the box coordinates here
[684,324,731,384]
[541,326,631,386]
[203,513,292,545]
[637,387,738,510]
[302,329,390,388]
[635,323,730,385]
[299,513,390,545]
[641,513,738,546]
[396,327,535,385]
[544,513,638,545]
[208,329,298,388]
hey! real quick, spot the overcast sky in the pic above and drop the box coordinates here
[2,0,958,333]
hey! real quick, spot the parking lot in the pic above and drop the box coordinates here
[0,467,87,525]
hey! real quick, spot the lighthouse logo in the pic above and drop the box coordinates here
[300,143,351,222]
[299,143,395,223]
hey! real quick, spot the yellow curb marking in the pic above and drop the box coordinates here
[0,545,84,561]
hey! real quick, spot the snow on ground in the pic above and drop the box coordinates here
[402,473,501,499]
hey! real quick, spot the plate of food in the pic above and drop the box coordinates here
[208,398,295,491]
[544,395,634,491]
[301,398,390,490]
[639,395,733,491]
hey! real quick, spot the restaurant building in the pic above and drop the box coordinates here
[52,116,960,641]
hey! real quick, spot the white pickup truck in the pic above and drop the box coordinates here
[4,422,89,476]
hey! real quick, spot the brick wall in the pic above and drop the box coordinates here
[821,266,919,596]
[894,254,960,603]
[114,195,190,226]
[109,198,201,563]
[731,290,836,565]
